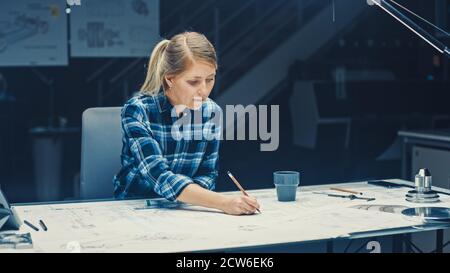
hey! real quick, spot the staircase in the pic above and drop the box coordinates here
[216,0,369,130]
[88,0,369,113]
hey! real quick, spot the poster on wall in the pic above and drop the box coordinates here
[0,0,68,66]
[70,0,160,57]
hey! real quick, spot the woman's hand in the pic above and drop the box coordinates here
[220,195,260,215]
[176,184,261,216]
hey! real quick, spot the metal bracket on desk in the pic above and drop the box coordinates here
[393,230,448,253]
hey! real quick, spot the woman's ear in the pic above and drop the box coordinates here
[165,75,174,89]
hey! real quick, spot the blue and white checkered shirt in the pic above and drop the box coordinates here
[113,92,222,201]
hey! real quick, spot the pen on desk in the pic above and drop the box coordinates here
[226,171,261,213]
[39,220,48,231]
[313,192,375,201]
[24,220,39,231]
[330,187,363,195]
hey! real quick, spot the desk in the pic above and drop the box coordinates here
[1,179,450,253]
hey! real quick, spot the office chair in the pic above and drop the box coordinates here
[80,107,122,199]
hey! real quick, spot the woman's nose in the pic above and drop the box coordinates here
[198,82,208,98]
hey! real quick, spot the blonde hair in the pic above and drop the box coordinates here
[140,32,217,96]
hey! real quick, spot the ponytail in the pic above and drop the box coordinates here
[140,39,170,95]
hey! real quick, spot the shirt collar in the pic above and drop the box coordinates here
[155,92,172,113]
[155,92,203,118]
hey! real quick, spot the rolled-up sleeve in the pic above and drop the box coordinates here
[122,104,193,201]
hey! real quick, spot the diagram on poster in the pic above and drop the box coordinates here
[70,0,160,57]
[0,0,68,66]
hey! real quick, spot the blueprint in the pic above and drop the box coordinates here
[3,179,449,253]
[70,0,160,57]
[0,0,68,66]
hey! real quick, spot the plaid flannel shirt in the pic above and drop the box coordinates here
[113,92,222,201]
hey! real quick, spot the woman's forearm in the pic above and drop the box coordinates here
[176,184,227,211]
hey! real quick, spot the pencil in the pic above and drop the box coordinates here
[330,187,363,195]
[226,171,261,213]
[39,220,48,231]
[24,220,39,231]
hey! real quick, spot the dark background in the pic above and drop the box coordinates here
[0,0,449,203]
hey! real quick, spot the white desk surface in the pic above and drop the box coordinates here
[2,179,450,253]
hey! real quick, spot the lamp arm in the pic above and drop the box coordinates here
[369,0,449,58]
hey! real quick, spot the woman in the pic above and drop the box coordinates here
[113,32,260,215]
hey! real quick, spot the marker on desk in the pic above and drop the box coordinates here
[39,220,48,231]
[24,220,39,231]
[226,171,261,214]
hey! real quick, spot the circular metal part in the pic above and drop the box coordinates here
[415,175,425,188]
[408,168,438,203]
[424,176,432,190]
[405,190,440,203]
[402,207,450,223]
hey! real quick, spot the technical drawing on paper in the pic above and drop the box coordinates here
[0,1,68,66]
[70,0,159,57]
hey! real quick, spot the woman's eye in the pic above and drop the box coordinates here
[188,79,214,86]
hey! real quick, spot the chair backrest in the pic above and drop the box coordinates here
[80,107,122,199]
